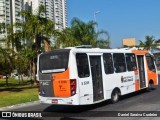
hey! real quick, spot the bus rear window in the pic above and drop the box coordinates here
[39,49,70,73]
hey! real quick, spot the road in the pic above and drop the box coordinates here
[1,78,160,120]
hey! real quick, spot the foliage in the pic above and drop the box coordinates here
[139,35,157,50]
[0,23,5,34]
[0,47,14,75]
[0,7,111,86]
[57,17,110,48]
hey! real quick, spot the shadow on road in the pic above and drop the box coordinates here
[43,100,111,113]
[44,86,159,113]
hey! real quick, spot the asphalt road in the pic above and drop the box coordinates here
[1,77,160,120]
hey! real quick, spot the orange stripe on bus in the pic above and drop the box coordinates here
[52,68,71,97]
[132,50,148,54]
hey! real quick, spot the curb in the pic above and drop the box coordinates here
[0,101,40,111]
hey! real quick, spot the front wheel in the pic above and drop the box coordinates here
[111,90,120,103]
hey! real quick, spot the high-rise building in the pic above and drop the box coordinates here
[54,0,67,31]
[28,0,67,30]
[0,0,25,47]
[0,0,67,47]
[28,0,67,45]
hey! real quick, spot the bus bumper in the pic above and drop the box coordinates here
[39,95,79,105]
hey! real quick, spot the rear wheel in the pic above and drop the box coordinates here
[111,90,120,103]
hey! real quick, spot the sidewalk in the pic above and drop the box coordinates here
[0,101,40,111]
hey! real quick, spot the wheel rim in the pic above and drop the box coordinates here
[113,92,118,101]
[112,91,119,102]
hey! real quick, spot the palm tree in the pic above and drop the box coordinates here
[71,18,97,46]
[57,17,110,48]
[139,35,157,50]
[14,5,57,83]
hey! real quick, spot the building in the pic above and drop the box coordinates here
[122,38,137,47]
[1,0,24,26]
[28,0,67,30]
[28,0,67,45]
[0,0,25,48]
[54,0,67,31]
[0,0,67,47]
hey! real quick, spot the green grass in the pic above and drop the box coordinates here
[0,78,39,107]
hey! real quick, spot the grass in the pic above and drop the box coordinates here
[0,78,39,107]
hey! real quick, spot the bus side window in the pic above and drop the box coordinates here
[113,53,126,73]
[125,53,137,71]
[76,53,90,78]
[103,53,114,74]
[146,53,156,72]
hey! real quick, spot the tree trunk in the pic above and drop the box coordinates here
[32,60,37,85]
[30,61,33,85]
[18,75,20,85]
[20,74,23,83]
[5,74,8,86]
[44,40,51,52]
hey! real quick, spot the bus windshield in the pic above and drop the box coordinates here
[146,53,156,72]
[39,49,70,73]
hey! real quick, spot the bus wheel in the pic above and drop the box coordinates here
[111,90,120,103]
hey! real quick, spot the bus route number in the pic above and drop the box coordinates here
[81,81,89,85]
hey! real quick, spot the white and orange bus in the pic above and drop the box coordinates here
[37,46,158,105]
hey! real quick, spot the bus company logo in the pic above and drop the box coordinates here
[59,85,62,89]
[121,76,133,83]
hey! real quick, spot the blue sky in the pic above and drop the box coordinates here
[67,0,160,48]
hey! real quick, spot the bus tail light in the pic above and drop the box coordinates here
[70,79,76,96]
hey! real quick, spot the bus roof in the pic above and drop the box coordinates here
[64,47,149,54]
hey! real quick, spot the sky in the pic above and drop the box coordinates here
[67,0,160,48]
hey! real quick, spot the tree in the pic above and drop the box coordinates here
[57,17,110,48]
[14,5,57,84]
[0,22,5,34]
[0,47,14,86]
[139,35,157,50]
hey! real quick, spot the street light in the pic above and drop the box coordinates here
[94,11,100,33]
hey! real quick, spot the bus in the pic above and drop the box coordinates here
[37,47,158,105]
[152,51,160,74]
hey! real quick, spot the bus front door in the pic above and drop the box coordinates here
[137,55,146,88]
[90,56,104,102]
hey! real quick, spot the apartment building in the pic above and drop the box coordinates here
[28,0,67,30]
[0,0,24,47]
[54,0,67,30]
[0,0,67,47]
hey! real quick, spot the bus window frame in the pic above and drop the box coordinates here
[113,53,126,73]
[146,53,156,72]
[76,53,90,78]
[125,53,137,71]
[103,53,114,74]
